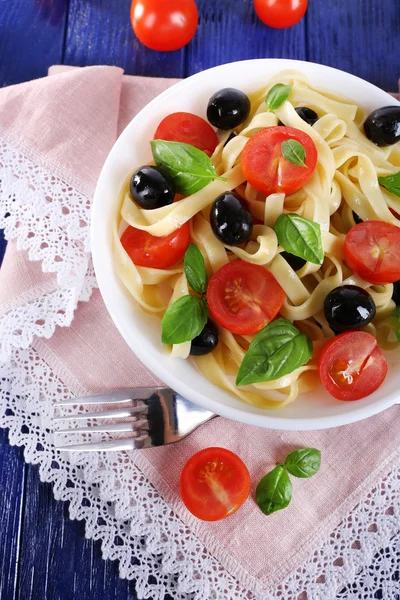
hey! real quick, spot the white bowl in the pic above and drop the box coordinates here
[92,59,400,430]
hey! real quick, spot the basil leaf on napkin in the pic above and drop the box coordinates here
[161,295,208,344]
[184,244,208,295]
[265,83,292,111]
[274,213,324,265]
[378,171,400,197]
[284,448,321,478]
[256,466,292,515]
[236,318,313,386]
[281,139,306,167]
[151,140,226,196]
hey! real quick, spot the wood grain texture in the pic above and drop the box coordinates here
[0,0,68,86]
[17,466,135,600]
[64,0,185,78]
[0,429,26,600]
[306,0,400,91]
[185,0,306,76]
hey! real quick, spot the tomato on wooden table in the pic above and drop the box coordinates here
[242,126,318,196]
[206,261,285,335]
[180,447,251,521]
[318,331,388,401]
[121,223,190,269]
[130,0,198,52]
[154,112,218,157]
[254,0,308,29]
[344,220,400,284]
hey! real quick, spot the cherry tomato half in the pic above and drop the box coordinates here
[130,0,198,52]
[180,447,251,521]
[121,223,190,269]
[206,261,285,335]
[318,331,388,401]
[254,0,308,29]
[154,112,218,157]
[242,126,318,196]
[344,220,400,284]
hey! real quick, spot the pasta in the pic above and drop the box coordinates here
[112,70,400,409]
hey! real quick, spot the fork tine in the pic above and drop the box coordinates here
[52,406,148,421]
[53,387,166,406]
[55,437,150,452]
[54,421,148,434]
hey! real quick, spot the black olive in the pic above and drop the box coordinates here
[363,106,400,146]
[207,88,251,130]
[352,211,363,224]
[278,106,319,127]
[190,321,219,356]
[324,285,376,332]
[392,281,400,305]
[210,192,253,246]
[281,251,307,271]
[130,166,175,210]
[224,131,237,147]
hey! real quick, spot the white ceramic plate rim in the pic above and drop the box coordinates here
[91,58,400,430]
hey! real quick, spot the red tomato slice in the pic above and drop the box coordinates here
[254,0,308,29]
[154,112,218,157]
[242,126,318,196]
[121,223,190,269]
[206,261,285,335]
[180,447,251,521]
[318,331,388,401]
[344,220,400,284]
[130,0,198,52]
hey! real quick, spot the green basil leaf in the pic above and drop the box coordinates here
[378,171,400,197]
[392,305,400,342]
[151,140,226,196]
[274,213,324,265]
[184,244,208,295]
[256,466,292,515]
[161,295,208,344]
[284,448,321,478]
[281,139,306,167]
[236,318,313,386]
[265,83,292,111]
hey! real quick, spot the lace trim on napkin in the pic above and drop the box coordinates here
[0,140,96,361]
[0,346,399,600]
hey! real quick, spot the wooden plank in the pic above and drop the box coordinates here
[306,0,400,92]
[0,0,68,86]
[0,429,26,600]
[185,0,306,76]
[17,465,134,600]
[64,0,185,78]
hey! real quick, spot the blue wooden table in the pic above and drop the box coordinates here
[0,1,399,598]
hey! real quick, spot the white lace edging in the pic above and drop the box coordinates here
[0,140,97,361]
[1,346,399,600]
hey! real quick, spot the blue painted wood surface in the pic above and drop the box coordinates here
[0,1,399,598]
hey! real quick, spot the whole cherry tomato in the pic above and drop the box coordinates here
[130,0,198,52]
[254,0,308,29]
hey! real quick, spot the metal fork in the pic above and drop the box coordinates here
[53,387,216,452]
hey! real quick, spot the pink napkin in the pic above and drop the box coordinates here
[1,66,400,595]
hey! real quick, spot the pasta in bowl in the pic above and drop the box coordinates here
[92,59,400,430]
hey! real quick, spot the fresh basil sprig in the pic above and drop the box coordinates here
[281,139,306,167]
[391,306,400,342]
[274,213,324,265]
[161,295,208,344]
[265,83,292,111]
[151,140,226,196]
[283,448,321,478]
[378,171,400,197]
[256,447,321,516]
[236,318,313,386]
[161,244,209,345]
[184,244,208,295]
[256,466,292,516]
